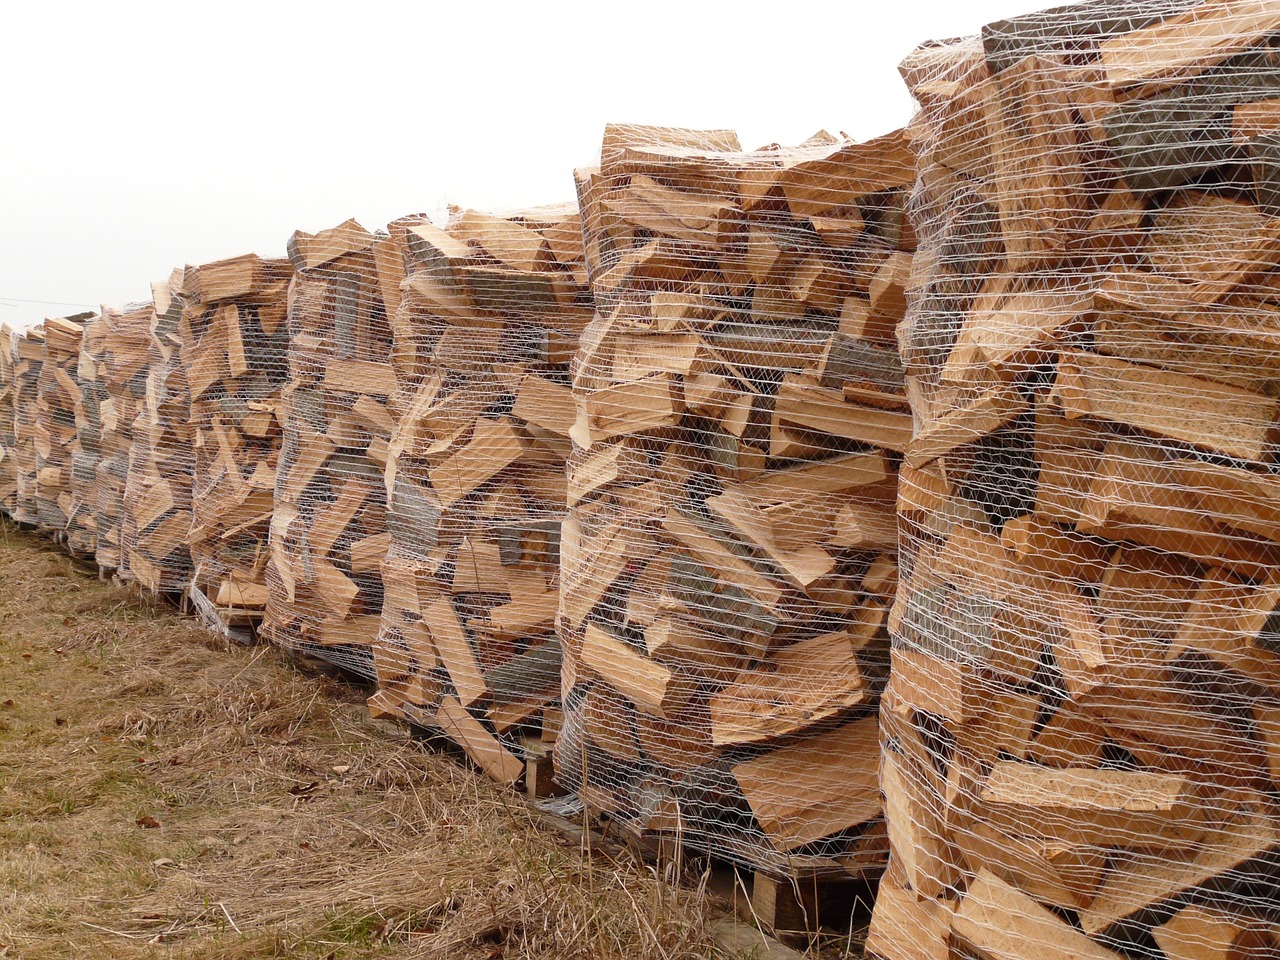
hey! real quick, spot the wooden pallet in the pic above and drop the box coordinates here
[186,581,261,645]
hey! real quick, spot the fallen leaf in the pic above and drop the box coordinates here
[151,858,176,868]
[2,700,13,708]
[331,765,350,775]
[54,717,66,727]
[288,781,319,797]
[136,815,161,829]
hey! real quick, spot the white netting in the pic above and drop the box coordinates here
[554,124,914,877]
[69,313,108,555]
[264,219,396,675]
[867,4,1280,959]
[369,205,589,786]
[0,323,20,517]
[179,254,293,618]
[94,304,151,573]
[12,324,46,526]
[119,273,194,594]
[34,313,92,540]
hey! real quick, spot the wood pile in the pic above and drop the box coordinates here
[369,204,590,788]
[179,254,292,621]
[554,123,915,879]
[868,3,1280,958]
[120,273,194,594]
[69,313,108,555]
[264,219,396,673]
[0,323,19,515]
[34,313,91,538]
[93,304,151,573]
[11,324,46,526]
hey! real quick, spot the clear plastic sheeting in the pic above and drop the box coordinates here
[12,324,47,526]
[120,273,194,594]
[0,323,20,516]
[94,304,151,574]
[370,204,590,787]
[265,219,396,675]
[70,313,108,555]
[179,254,292,619]
[868,3,1280,959]
[34,314,91,538]
[555,124,915,877]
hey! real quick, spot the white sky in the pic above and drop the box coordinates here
[0,0,1039,330]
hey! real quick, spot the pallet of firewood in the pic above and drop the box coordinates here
[11,324,47,527]
[34,313,92,545]
[119,273,194,595]
[93,304,152,574]
[0,322,20,516]
[264,219,397,676]
[367,203,590,791]
[68,313,108,557]
[179,254,293,636]
[867,5,1280,960]
[553,122,914,902]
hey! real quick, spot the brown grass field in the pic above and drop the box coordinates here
[0,521,738,960]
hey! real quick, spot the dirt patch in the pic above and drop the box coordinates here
[0,522,720,959]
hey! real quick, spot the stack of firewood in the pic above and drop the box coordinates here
[0,323,19,515]
[93,304,151,573]
[34,314,91,538]
[554,123,915,880]
[69,313,108,555]
[179,254,292,624]
[264,219,397,673]
[120,273,195,594]
[370,204,590,787]
[868,3,1280,959]
[11,324,46,526]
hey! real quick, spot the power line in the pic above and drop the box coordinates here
[0,297,98,308]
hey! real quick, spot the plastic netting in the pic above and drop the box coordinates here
[94,304,151,573]
[368,204,589,785]
[867,3,1280,959]
[69,313,108,556]
[34,314,91,538]
[119,272,194,594]
[12,325,46,526]
[0,323,19,516]
[265,219,396,675]
[179,254,292,619]
[553,124,914,877]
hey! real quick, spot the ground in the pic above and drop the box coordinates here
[0,522,725,960]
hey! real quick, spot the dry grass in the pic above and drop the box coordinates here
[0,522,726,960]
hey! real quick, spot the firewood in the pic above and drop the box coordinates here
[263,219,395,674]
[10,324,46,526]
[33,313,91,540]
[371,203,589,785]
[0,323,18,516]
[118,273,195,594]
[555,123,913,878]
[874,8,1280,959]
[178,254,293,617]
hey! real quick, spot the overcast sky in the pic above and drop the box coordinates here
[0,0,1038,330]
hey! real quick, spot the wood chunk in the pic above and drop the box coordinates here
[979,762,1202,848]
[953,869,1127,960]
[731,716,881,852]
[436,696,525,785]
